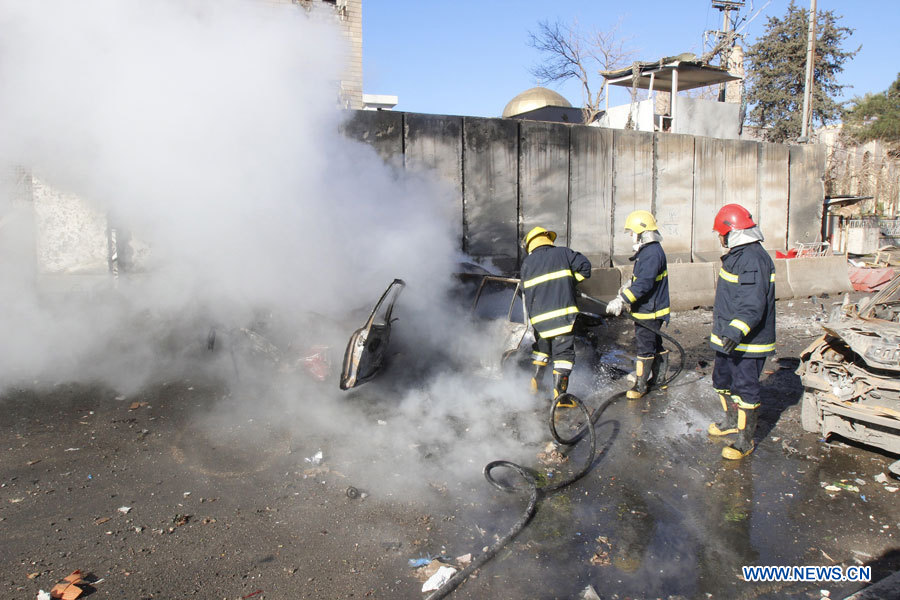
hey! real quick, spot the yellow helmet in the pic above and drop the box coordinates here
[623,210,658,234]
[523,226,557,253]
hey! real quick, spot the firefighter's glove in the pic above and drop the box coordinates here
[606,296,625,316]
[720,335,739,354]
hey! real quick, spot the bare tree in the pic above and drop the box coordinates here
[528,18,635,125]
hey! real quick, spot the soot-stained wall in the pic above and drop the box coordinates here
[343,110,825,272]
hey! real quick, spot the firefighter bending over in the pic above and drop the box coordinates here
[606,210,670,399]
[707,204,776,460]
[520,226,592,406]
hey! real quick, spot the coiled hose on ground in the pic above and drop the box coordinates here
[425,294,686,599]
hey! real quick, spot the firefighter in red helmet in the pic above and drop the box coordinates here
[708,204,776,460]
[520,226,592,405]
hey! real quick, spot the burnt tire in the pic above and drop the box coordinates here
[800,390,821,434]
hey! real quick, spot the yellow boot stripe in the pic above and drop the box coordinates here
[733,395,761,410]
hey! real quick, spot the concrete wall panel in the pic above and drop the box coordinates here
[340,110,403,166]
[786,255,851,297]
[789,144,826,245]
[519,121,570,261]
[674,97,741,139]
[773,258,794,300]
[612,129,653,263]
[655,133,695,262]
[758,143,790,252]
[462,117,518,259]
[569,126,613,266]
[579,268,621,302]
[692,137,725,261]
[667,262,717,310]
[404,113,463,226]
[723,139,758,216]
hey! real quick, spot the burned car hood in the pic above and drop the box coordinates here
[822,319,900,372]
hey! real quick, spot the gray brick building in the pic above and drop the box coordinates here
[262,0,363,109]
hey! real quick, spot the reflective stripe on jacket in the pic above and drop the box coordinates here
[620,241,670,322]
[710,241,776,357]
[521,245,592,339]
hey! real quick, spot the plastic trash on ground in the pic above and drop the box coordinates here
[408,557,431,568]
[421,565,457,593]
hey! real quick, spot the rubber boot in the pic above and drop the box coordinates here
[708,392,739,436]
[626,356,654,399]
[553,370,576,407]
[650,350,669,390]
[530,364,548,395]
[722,406,758,460]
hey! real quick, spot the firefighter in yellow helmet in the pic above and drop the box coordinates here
[606,210,670,399]
[520,226,592,404]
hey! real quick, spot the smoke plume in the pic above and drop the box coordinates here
[0,0,556,501]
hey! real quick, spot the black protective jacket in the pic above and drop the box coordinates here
[709,241,776,357]
[521,245,592,339]
[619,241,670,322]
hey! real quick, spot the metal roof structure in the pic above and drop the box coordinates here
[601,52,740,92]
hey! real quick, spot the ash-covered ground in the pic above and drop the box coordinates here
[2,296,899,600]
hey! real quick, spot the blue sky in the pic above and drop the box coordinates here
[363,0,898,118]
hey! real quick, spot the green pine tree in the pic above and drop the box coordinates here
[844,73,900,154]
[745,1,857,143]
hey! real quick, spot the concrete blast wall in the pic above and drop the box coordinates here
[344,110,828,284]
[7,111,836,305]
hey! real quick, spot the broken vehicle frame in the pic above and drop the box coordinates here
[797,275,900,474]
[340,278,405,390]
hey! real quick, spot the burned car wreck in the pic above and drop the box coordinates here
[798,275,900,475]
[210,266,610,394]
[205,278,405,390]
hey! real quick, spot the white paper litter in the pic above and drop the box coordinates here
[422,566,457,592]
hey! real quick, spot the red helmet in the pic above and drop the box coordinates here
[713,204,756,236]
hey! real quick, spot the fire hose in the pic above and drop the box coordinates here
[426,294,686,599]
[425,393,599,600]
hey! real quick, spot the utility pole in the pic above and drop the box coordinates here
[799,0,818,141]
[710,1,744,101]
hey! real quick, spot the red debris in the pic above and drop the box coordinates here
[50,570,86,600]
[849,266,895,292]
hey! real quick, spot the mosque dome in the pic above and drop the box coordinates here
[502,87,572,118]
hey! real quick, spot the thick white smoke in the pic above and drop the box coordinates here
[0,0,461,388]
[0,0,575,505]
